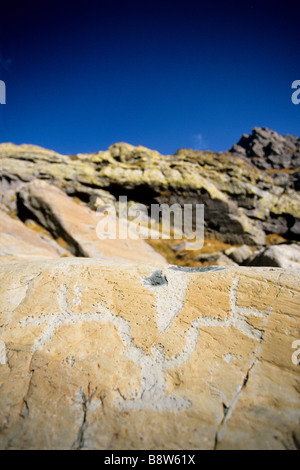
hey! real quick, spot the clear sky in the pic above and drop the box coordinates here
[0,0,299,156]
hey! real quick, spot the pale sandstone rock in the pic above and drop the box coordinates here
[18,180,166,265]
[0,210,68,261]
[0,259,299,450]
[0,188,18,213]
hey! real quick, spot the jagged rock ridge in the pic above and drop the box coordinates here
[230,127,300,176]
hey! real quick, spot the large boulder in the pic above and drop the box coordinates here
[246,244,300,270]
[17,180,166,265]
[0,260,299,450]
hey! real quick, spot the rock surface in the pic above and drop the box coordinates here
[0,259,299,450]
[246,244,300,270]
[224,245,254,265]
[230,127,300,176]
[0,209,69,262]
[1,127,299,246]
[1,131,300,450]
[16,180,166,265]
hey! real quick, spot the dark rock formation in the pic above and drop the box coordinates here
[230,127,300,189]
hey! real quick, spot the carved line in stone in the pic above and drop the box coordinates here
[17,275,270,411]
[143,268,190,333]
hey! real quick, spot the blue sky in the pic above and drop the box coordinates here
[0,0,299,155]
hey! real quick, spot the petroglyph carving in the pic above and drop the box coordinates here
[17,272,271,412]
[143,268,190,333]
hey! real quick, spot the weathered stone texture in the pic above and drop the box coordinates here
[0,260,299,450]
[4,180,166,265]
[0,209,68,261]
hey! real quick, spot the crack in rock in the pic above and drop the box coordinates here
[213,361,256,449]
[72,387,89,450]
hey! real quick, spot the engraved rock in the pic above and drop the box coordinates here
[0,259,299,450]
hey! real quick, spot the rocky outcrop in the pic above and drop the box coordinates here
[0,259,299,450]
[1,128,299,247]
[230,127,300,176]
